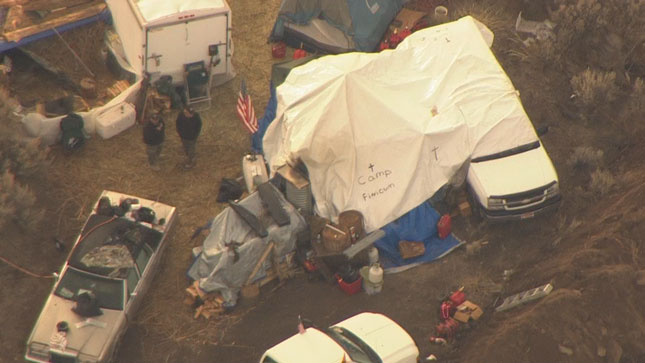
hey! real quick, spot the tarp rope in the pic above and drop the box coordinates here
[0,216,118,279]
[0,254,54,279]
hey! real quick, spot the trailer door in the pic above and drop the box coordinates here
[146,23,185,80]
[184,14,229,76]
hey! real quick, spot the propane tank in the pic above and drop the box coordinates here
[368,263,383,284]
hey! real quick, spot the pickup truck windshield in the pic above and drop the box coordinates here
[471,140,540,163]
[325,327,382,363]
[54,266,125,310]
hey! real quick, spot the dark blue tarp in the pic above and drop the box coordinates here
[375,201,463,273]
[251,82,277,154]
[270,0,405,53]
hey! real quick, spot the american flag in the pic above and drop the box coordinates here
[236,79,258,134]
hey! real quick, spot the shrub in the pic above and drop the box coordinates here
[452,0,514,50]
[0,87,50,231]
[526,0,644,73]
[589,168,617,196]
[570,68,618,121]
[567,146,603,169]
[618,77,645,131]
[0,171,44,230]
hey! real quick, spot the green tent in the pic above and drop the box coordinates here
[271,55,320,87]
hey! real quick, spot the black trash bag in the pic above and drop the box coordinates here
[72,291,103,317]
[134,207,156,223]
[119,198,138,213]
[217,178,243,203]
[96,197,114,216]
[60,113,85,151]
[154,75,182,109]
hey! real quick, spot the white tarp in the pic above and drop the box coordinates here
[263,16,539,232]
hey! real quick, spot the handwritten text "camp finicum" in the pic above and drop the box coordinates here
[358,169,395,201]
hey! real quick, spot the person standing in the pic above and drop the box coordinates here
[143,112,165,171]
[176,105,202,169]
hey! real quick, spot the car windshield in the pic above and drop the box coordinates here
[54,266,125,310]
[69,214,161,279]
[325,327,381,363]
[471,140,541,163]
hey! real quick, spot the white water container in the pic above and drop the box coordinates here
[369,263,383,284]
[361,266,383,295]
[368,247,379,265]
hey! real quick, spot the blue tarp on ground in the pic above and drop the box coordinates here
[375,201,463,273]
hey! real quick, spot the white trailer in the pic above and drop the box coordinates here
[105,0,234,86]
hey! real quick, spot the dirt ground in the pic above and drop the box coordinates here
[1,0,644,362]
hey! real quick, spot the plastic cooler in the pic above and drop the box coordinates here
[95,102,136,139]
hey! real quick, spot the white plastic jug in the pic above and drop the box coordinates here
[367,247,379,265]
[368,263,383,284]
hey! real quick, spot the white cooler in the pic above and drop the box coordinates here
[95,102,136,139]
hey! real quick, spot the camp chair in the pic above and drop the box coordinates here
[183,61,211,110]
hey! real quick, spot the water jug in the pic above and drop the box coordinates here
[368,263,383,284]
[367,247,379,265]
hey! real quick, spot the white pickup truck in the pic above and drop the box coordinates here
[467,127,561,221]
[260,312,419,363]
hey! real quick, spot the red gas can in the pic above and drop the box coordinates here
[271,42,286,59]
[437,214,451,239]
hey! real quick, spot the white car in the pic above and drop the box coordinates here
[260,312,419,363]
[25,190,177,363]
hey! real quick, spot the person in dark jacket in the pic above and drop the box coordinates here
[176,105,202,169]
[143,112,165,171]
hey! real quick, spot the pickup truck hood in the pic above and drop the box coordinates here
[28,294,122,360]
[263,328,346,363]
[334,312,419,362]
[468,144,558,197]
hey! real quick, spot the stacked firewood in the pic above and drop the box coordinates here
[184,281,226,320]
[105,80,131,99]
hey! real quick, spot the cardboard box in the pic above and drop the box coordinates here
[389,8,428,33]
[398,240,425,259]
[453,300,483,323]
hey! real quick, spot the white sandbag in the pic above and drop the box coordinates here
[21,113,63,146]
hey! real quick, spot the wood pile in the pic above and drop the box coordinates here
[0,0,106,43]
[184,281,226,320]
[105,80,130,99]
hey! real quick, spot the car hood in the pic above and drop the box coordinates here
[262,328,346,363]
[28,294,122,359]
[334,312,419,362]
[468,145,558,197]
